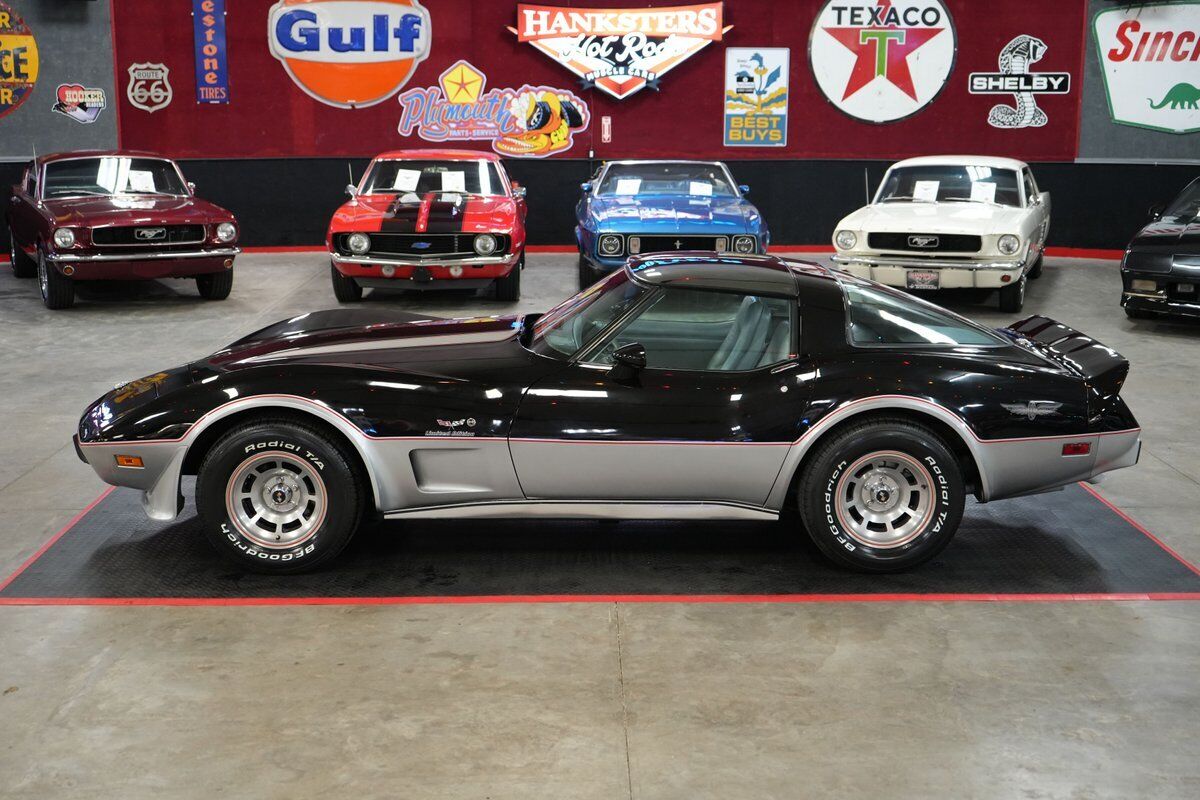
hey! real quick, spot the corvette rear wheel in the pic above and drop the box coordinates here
[8,226,35,277]
[798,418,964,572]
[196,419,364,573]
[331,263,363,302]
[38,248,75,310]
[196,269,233,300]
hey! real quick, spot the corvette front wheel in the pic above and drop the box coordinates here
[196,420,365,573]
[798,419,964,572]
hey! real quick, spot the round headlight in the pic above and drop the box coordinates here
[598,234,623,257]
[835,230,857,250]
[733,236,756,254]
[473,234,498,256]
[998,234,1021,255]
[215,222,237,243]
[53,228,76,249]
[347,233,371,255]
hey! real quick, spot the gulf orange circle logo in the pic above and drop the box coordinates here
[268,0,431,109]
[0,2,40,121]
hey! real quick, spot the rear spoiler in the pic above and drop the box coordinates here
[1005,315,1129,402]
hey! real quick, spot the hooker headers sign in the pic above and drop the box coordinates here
[508,3,731,100]
[724,48,788,146]
[1094,2,1200,135]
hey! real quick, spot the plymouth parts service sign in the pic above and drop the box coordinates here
[810,0,956,123]
[268,0,431,109]
[1094,2,1200,134]
[509,3,731,100]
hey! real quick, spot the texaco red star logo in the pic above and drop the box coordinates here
[822,1,944,100]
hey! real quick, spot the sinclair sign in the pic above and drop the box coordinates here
[1094,1,1200,134]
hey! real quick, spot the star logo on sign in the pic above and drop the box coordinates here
[822,4,944,101]
[439,61,485,104]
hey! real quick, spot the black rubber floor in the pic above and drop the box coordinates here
[3,482,1198,599]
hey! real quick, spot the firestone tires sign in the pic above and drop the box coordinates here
[809,0,956,124]
[1094,2,1200,135]
[508,3,731,100]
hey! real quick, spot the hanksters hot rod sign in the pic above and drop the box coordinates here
[508,3,732,100]
[1094,1,1200,135]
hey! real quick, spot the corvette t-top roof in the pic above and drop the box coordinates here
[625,253,835,298]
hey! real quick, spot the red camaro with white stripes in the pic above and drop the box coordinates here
[326,149,528,302]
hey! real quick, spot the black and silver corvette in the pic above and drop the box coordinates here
[75,254,1141,573]
[1121,175,1200,320]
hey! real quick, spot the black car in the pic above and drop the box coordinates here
[1122,176,1200,319]
[75,254,1141,574]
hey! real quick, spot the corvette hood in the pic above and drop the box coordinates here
[208,311,524,373]
[332,192,518,233]
[43,195,232,227]
[588,195,757,233]
[839,203,1026,236]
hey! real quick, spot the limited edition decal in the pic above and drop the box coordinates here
[268,0,431,109]
[51,83,106,124]
[397,60,589,157]
[508,3,731,100]
[1094,2,1200,134]
[0,2,39,122]
[809,0,956,123]
[969,35,1070,129]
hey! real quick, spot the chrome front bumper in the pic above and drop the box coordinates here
[331,253,512,267]
[832,253,1027,289]
[48,247,241,263]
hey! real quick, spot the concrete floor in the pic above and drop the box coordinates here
[0,253,1197,799]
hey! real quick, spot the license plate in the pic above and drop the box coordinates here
[906,270,940,290]
[1177,283,1195,294]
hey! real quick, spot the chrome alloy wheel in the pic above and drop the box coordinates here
[37,250,48,298]
[834,450,935,548]
[225,452,326,549]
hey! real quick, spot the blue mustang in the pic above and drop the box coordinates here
[574,160,770,287]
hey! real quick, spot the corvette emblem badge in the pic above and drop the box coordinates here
[1001,400,1062,421]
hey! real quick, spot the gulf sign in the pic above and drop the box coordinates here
[268,0,431,109]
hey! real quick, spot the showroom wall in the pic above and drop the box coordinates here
[2,0,1198,248]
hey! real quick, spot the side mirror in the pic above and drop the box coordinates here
[1148,203,1165,221]
[738,184,750,194]
[610,342,646,381]
[345,183,359,198]
[512,183,527,199]
[187,181,196,194]
[580,181,593,193]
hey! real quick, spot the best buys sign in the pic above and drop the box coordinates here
[1094,1,1200,134]
[268,0,431,109]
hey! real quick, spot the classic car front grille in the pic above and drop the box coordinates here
[628,235,732,255]
[339,233,509,258]
[92,225,207,247]
[867,232,982,253]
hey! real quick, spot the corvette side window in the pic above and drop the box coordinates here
[591,288,794,371]
[844,283,1001,346]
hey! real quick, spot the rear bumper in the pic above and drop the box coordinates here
[47,248,239,280]
[978,428,1141,502]
[332,252,519,283]
[832,254,1027,289]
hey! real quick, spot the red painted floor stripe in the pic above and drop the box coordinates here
[1079,482,1200,578]
[0,487,114,594]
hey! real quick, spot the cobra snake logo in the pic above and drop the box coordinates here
[988,35,1049,128]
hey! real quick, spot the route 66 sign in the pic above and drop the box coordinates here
[126,62,173,113]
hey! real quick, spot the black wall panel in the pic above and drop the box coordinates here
[4,159,1196,250]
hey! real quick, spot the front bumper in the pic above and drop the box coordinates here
[1121,268,1200,318]
[832,253,1027,289]
[332,252,519,284]
[47,248,240,280]
[73,434,186,520]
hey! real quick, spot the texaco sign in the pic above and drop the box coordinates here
[809,0,957,124]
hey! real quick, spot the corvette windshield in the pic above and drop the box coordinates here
[876,165,1021,207]
[596,163,738,198]
[42,157,187,198]
[1162,180,1200,222]
[361,160,507,196]
[533,270,648,357]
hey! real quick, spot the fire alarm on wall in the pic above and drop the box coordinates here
[601,116,612,144]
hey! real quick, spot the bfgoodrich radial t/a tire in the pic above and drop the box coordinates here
[798,418,965,572]
[196,419,364,573]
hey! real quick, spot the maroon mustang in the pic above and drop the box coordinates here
[6,150,240,309]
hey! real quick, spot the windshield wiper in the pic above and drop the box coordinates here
[49,189,109,197]
[880,195,935,203]
[942,197,1003,207]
